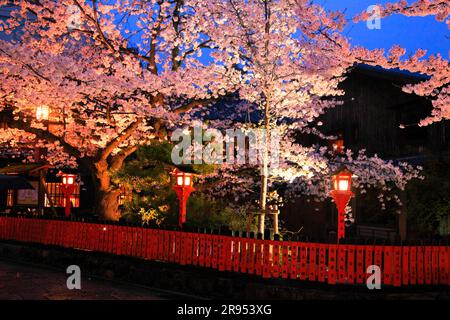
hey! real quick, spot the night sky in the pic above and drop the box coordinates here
[319,0,448,57]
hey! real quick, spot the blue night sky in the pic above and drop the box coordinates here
[319,0,448,57]
[117,0,448,63]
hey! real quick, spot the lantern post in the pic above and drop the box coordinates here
[171,169,195,229]
[60,172,77,219]
[330,168,354,242]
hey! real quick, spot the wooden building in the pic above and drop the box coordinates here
[0,163,86,217]
[282,65,450,241]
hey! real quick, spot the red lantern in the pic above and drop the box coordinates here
[60,172,77,219]
[329,133,344,155]
[330,168,354,242]
[330,138,344,154]
[171,169,195,229]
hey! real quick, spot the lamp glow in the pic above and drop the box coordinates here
[36,105,49,121]
[338,179,349,191]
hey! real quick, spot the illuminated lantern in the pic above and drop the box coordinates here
[329,135,344,155]
[62,174,75,186]
[171,169,195,229]
[330,168,354,242]
[60,172,77,219]
[332,138,344,154]
[36,105,50,121]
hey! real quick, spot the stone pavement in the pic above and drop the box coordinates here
[0,259,185,300]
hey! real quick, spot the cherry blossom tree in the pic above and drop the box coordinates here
[358,0,449,27]
[195,0,422,233]
[354,0,449,126]
[195,0,352,232]
[0,0,427,229]
[0,0,233,220]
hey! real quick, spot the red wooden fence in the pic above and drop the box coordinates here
[0,216,448,287]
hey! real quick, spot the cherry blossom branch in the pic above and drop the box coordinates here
[354,0,450,28]
[7,113,81,159]
[109,145,138,172]
[98,117,144,162]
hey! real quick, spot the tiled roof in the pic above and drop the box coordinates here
[0,163,50,174]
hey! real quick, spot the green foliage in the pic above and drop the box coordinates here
[355,190,398,226]
[185,197,254,231]
[116,141,255,231]
[137,207,165,226]
[405,159,450,237]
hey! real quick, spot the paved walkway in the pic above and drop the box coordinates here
[0,259,185,300]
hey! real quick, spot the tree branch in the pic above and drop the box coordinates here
[0,48,51,82]
[109,145,138,172]
[98,118,143,161]
[173,98,217,114]
[7,115,81,159]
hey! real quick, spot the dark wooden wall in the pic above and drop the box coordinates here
[320,66,450,158]
[281,66,450,239]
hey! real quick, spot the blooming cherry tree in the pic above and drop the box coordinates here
[196,0,356,231]
[357,0,449,27]
[0,0,428,227]
[0,0,232,220]
[354,0,449,125]
[194,0,422,232]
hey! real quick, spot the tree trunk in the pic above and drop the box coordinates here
[97,189,121,221]
[79,158,122,221]
[258,101,270,235]
[94,162,121,221]
[259,151,268,234]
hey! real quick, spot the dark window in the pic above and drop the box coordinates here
[396,102,429,147]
